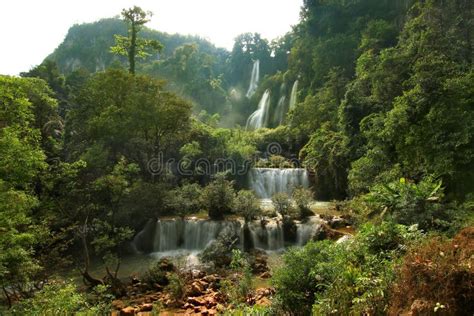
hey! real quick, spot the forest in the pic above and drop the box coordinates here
[0,0,473,315]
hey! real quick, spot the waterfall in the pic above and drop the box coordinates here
[246,60,260,98]
[246,89,271,130]
[248,220,285,250]
[152,218,239,252]
[289,80,299,109]
[296,217,323,246]
[274,95,287,126]
[248,168,310,199]
[133,216,323,254]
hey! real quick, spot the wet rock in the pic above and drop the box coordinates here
[259,271,272,279]
[188,296,207,306]
[256,297,271,306]
[158,258,175,272]
[139,303,153,312]
[336,235,353,244]
[188,281,206,296]
[112,299,125,310]
[121,306,137,315]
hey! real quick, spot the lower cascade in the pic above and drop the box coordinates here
[248,168,310,199]
[133,217,323,253]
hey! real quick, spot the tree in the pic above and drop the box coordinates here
[201,173,235,219]
[233,190,261,223]
[110,6,163,74]
[68,68,192,177]
[0,76,49,305]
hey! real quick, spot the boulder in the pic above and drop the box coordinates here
[187,296,207,306]
[138,303,153,312]
[259,271,272,279]
[121,306,137,315]
[112,299,125,310]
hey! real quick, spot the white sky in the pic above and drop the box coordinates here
[0,0,303,76]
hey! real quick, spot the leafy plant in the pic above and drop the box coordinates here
[359,177,453,230]
[233,190,261,222]
[292,186,314,219]
[201,173,235,219]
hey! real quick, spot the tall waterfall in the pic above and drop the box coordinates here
[248,168,310,199]
[274,83,287,125]
[246,60,260,98]
[133,217,323,253]
[274,95,287,125]
[289,80,299,109]
[246,89,271,130]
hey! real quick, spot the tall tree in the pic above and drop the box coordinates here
[110,6,163,74]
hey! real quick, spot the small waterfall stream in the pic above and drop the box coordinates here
[246,89,271,130]
[248,168,310,199]
[246,60,260,98]
[289,80,299,109]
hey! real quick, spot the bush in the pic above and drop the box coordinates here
[292,187,314,219]
[272,221,422,315]
[166,272,186,303]
[200,230,240,268]
[142,259,174,288]
[165,183,203,217]
[271,192,296,218]
[12,281,88,315]
[272,240,337,315]
[356,177,455,231]
[233,190,261,222]
[389,227,474,315]
[201,173,235,219]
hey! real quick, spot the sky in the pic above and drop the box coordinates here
[0,0,303,76]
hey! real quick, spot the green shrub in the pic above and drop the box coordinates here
[142,260,171,288]
[12,281,88,315]
[201,173,235,219]
[271,192,296,219]
[272,221,423,315]
[222,305,273,315]
[166,272,186,302]
[233,190,261,222]
[165,183,203,217]
[200,230,240,268]
[292,187,314,219]
[272,240,337,315]
[357,177,454,231]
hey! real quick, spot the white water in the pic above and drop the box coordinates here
[274,95,287,126]
[246,89,271,130]
[152,218,240,252]
[133,216,323,254]
[246,60,260,98]
[274,83,287,125]
[289,80,299,109]
[248,168,310,199]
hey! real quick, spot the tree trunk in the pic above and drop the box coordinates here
[79,218,103,287]
[129,23,137,74]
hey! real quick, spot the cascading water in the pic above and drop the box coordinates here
[274,83,287,126]
[151,218,240,252]
[246,60,260,98]
[133,216,323,253]
[248,168,310,199]
[289,80,299,109]
[246,89,271,130]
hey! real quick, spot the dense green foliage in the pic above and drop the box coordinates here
[1,0,473,313]
[272,221,422,315]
